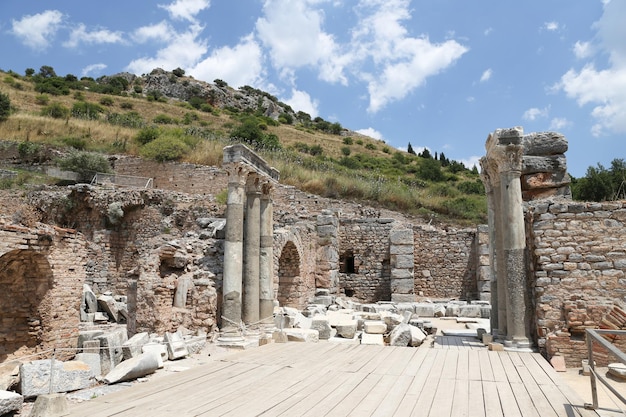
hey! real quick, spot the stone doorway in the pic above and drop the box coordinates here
[0,249,53,360]
[277,241,303,308]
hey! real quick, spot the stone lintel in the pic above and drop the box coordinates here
[223,144,280,181]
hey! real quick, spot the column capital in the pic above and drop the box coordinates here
[246,173,262,195]
[224,162,252,186]
[260,180,274,199]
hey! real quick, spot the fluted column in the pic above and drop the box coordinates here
[259,181,275,325]
[221,164,249,339]
[243,174,261,325]
[480,158,500,335]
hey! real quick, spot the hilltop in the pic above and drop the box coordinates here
[0,66,486,225]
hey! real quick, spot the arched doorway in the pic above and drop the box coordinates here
[277,241,303,308]
[0,250,53,359]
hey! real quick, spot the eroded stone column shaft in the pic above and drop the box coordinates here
[259,182,274,324]
[243,174,261,325]
[222,164,247,334]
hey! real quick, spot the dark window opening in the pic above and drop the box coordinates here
[340,249,357,274]
[345,288,355,297]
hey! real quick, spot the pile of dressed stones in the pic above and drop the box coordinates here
[272,290,490,347]
[0,326,206,414]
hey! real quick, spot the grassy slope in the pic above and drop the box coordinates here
[0,70,487,225]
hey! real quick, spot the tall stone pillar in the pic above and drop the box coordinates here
[221,164,248,338]
[479,161,499,334]
[243,174,261,325]
[259,181,274,324]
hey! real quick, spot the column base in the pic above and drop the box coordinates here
[503,337,533,352]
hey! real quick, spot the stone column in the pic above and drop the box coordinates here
[259,181,274,325]
[390,228,415,302]
[221,164,248,339]
[243,173,261,325]
[480,159,499,333]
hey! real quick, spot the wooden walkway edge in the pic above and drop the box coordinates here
[66,342,599,417]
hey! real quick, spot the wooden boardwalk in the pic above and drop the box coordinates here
[66,341,598,417]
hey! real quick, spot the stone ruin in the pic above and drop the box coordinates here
[0,127,625,411]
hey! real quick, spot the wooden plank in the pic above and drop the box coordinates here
[429,379,456,417]
[359,344,397,374]
[341,344,386,373]
[498,351,522,384]
[348,374,401,416]
[325,373,383,416]
[508,353,559,417]
[489,351,508,383]
[468,379,486,417]
[456,350,470,381]
[482,380,504,417]
[401,347,429,376]
[509,382,541,417]
[518,352,553,386]
[394,349,439,417]
[441,349,460,380]
[495,380,522,417]
[408,350,446,416]
[468,350,482,381]
[478,350,494,382]
[450,378,470,417]
[386,346,420,376]
[370,374,414,417]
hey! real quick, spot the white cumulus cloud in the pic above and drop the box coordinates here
[479,68,492,83]
[132,21,176,43]
[544,21,559,31]
[282,88,319,118]
[81,63,107,77]
[158,0,210,22]
[522,106,550,121]
[355,127,384,141]
[573,41,593,60]
[63,24,124,48]
[11,10,64,51]
[549,117,572,130]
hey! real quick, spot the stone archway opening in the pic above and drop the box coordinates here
[277,241,303,308]
[0,249,53,359]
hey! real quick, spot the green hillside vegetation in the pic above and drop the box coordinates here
[0,66,488,225]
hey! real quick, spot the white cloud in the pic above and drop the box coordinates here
[352,0,468,113]
[11,10,64,50]
[460,156,481,171]
[282,89,319,118]
[479,68,492,83]
[522,106,550,121]
[158,0,210,22]
[556,1,626,136]
[81,63,107,77]
[544,21,559,31]
[484,27,493,36]
[549,117,572,130]
[356,127,384,141]
[189,34,265,89]
[132,21,175,43]
[573,41,593,60]
[466,96,475,103]
[126,24,208,74]
[256,0,347,84]
[63,24,124,48]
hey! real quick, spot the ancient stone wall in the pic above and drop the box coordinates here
[528,199,626,366]
[413,225,477,300]
[337,218,393,302]
[0,224,87,361]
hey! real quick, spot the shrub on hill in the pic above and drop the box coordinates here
[0,92,10,120]
[57,150,111,181]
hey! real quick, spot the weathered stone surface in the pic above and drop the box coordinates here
[0,362,19,391]
[459,305,482,318]
[414,304,435,317]
[97,328,128,375]
[19,359,94,398]
[98,294,120,322]
[522,155,567,175]
[522,132,568,156]
[29,393,69,417]
[283,328,319,342]
[608,363,626,380]
[382,313,403,331]
[334,321,358,339]
[550,355,566,372]
[74,353,102,377]
[142,343,166,368]
[164,332,189,360]
[409,325,427,347]
[0,390,23,415]
[363,321,386,334]
[389,323,412,347]
[360,333,384,345]
[104,352,160,384]
[122,332,150,360]
[311,316,332,340]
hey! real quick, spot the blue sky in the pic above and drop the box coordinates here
[1,0,624,177]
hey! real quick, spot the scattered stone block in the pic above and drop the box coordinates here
[0,390,23,415]
[19,359,94,398]
[122,332,150,360]
[164,332,189,360]
[311,316,332,340]
[550,355,567,372]
[312,295,333,306]
[184,333,207,354]
[433,304,446,317]
[98,294,120,322]
[459,305,482,318]
[82,339,100,354]
[329,335,360,345]
[482,333,494,345]
[96,328,128,375]
[80,284,98,322]
[445,305,460,317]
[364,321,387,334]
[383,313,403,331]
[414,304,435,317]
[28,393,68,417]
[272,331,289,343]
[142,343,166,368]
[104,352,160,384]
[334,321,358,339]
[78,330,104,349]
[361,333,384,346]
[283,328,319,342]
[608,363,626,380]
[488,343,504,351]
[581,359,593,376]
[74,353,102,377]
[389,323,412,347]
[409,325,427,347]
[0,362,20,391]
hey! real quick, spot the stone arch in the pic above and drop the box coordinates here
[0,249,53,359]
[277,240,303,308]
